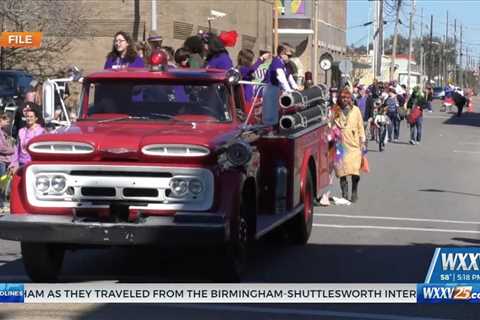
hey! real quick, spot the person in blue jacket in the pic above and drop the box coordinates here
[104,31,145,70]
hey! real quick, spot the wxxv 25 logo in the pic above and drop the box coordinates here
[425,248,480,283]
[417,284,480,303]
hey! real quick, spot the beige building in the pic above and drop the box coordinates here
[66,0,273,74]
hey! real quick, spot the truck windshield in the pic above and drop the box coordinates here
[85,81,232,122]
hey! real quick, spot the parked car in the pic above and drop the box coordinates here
[432,86,445,100]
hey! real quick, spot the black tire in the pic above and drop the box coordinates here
[286,170,314,245]
[21,242,65,282]
[214,197,251,282]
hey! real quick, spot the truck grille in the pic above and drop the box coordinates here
[25,164,214,211]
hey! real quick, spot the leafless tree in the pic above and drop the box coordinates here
[0,0,92,78]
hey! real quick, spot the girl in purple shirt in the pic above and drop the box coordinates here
[104,31,145,70]
[237,49,271,106]
[9,104,45,173]
[204,33,233,70]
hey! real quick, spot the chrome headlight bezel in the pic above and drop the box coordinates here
[35,175,50,193]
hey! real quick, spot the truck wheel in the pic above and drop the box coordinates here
[214,199,250,282]
[21,242,65,282]
[287,171,314,245]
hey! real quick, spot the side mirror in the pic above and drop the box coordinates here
[42,80,56,122]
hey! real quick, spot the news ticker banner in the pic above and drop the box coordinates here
[1,284,417,303]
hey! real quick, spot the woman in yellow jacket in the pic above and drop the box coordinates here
[331,89,366,202]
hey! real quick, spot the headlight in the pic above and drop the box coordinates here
[169,178,188,197]
[51,176,66,193]
[188,179,203,195]
[35,176,50,192]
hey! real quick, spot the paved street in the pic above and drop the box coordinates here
[0,99,479,318]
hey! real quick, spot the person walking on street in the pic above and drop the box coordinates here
[406,86,427,145]
[0,113,14,212]
[331,89,366,203]
[384,87,400,142]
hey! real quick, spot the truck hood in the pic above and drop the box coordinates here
[31,120,241,162]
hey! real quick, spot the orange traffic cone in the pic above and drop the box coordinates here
[467,98,474,112]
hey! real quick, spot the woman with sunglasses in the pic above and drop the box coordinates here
[262,45,299,126]
[104,31,145,70]
[331,89,366,203]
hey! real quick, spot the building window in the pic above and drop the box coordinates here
[173,21,193,40]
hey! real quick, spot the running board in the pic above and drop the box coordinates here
[255,204,304,239]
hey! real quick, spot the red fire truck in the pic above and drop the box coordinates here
[0,55,333,282]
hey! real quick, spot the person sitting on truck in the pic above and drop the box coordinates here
[104,31,145,70]
[204,33,233,70]
[262,45,299,126]
[331,89,366,203]
[183,35,205,68]
[9,104,45,174]
[236,49,271,112]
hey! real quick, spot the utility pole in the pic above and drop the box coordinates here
[419,8,424,88]
[273,6,279,53]
[407,0,415,91]
[459,24,463,87]
[313,0,319,84]
[151,0,157,32]
[375,0,384,79]
[428,14,433,83]
[445,11,448,85]
[389,0,402,81]
[454,19,457,84]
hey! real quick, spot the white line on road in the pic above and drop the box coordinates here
[313,224,480,234]
[453,150,480,154]
[313,213,480,225]
[165,304,450,320]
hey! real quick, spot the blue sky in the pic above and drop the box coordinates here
[347,0,480,64]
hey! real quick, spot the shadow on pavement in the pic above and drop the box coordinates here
[419,188,480,198]
[451,237,480,245]
[443,111,480,127]
[0,242,449,283]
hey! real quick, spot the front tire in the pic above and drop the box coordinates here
[214,197,251,282]
[21,242,65,282]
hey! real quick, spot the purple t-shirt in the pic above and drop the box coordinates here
[265,57,286,87]
[206,52,233,70]
[104,55,145,69]
[357,96,367,120]
[239,58,263,104]
[11,125,46,167]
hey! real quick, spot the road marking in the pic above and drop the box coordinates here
[453,150,480,154]
[314,213,480,225]
[165,304,450,320]
[313,224,480,234]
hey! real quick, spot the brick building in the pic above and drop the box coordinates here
[66,0,273,74]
